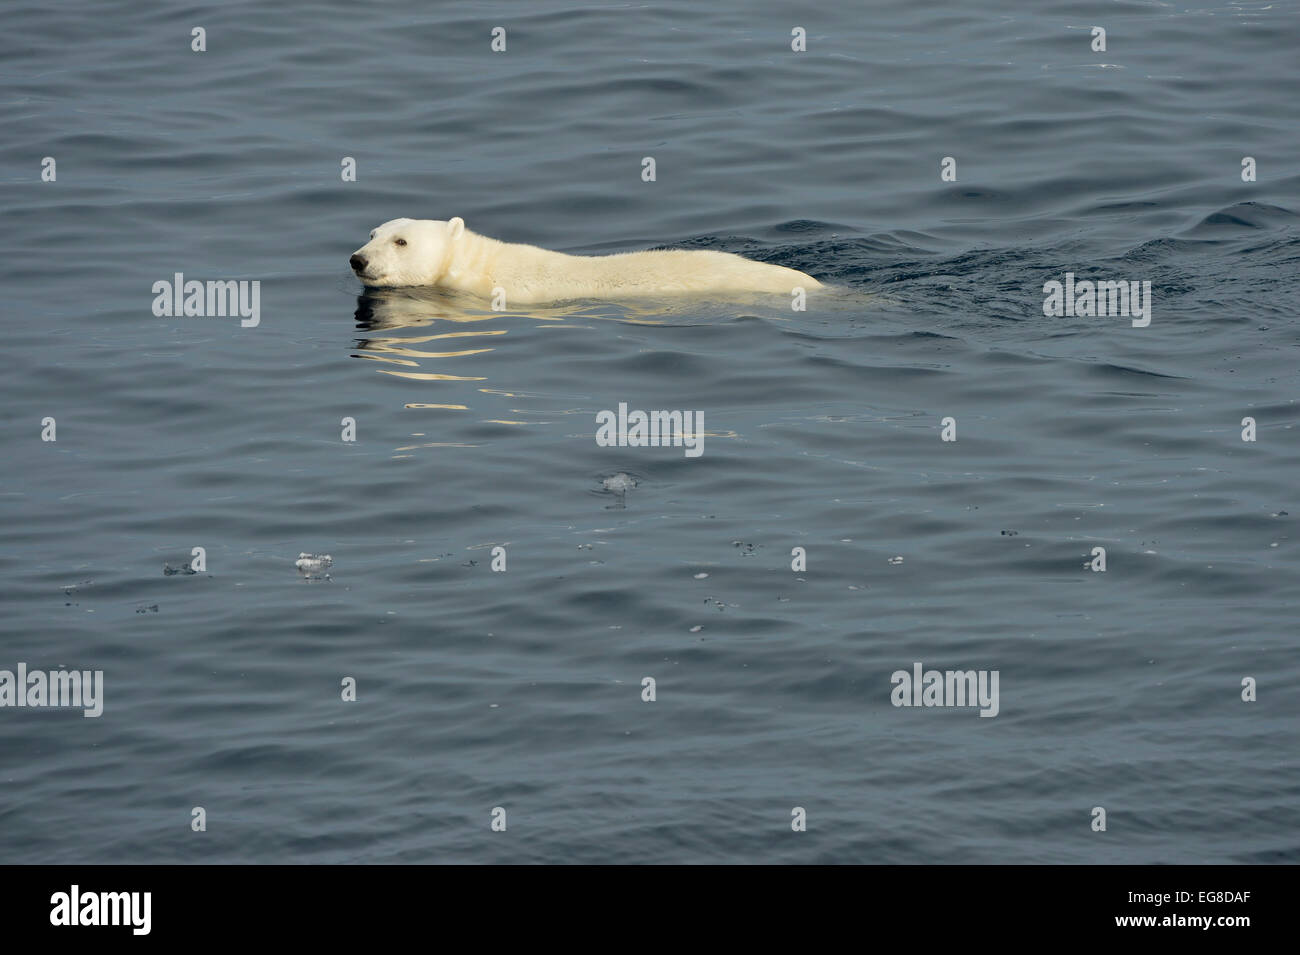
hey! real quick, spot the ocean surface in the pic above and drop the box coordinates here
[2,0,1297,864]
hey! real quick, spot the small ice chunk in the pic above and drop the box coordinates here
[296,553,333,576]
[602,472,637,493]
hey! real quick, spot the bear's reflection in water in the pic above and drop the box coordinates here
[352,287,700,384]
[351,287,779,453]
[350,288,691,439]
[353,288,517,384]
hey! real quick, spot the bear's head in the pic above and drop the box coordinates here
[349,217,466,287]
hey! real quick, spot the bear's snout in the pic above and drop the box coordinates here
[349,253,368,273]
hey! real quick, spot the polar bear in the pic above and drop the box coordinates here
[349,217,821,305]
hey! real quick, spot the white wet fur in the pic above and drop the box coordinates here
[350,217,821,304]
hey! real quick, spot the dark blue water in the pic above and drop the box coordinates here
[2,0,1297,863]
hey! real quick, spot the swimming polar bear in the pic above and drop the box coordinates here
[349,217,821,305]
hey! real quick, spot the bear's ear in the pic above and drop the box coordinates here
[447,217,465,240]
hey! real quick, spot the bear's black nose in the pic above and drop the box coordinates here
[349,253,367,272]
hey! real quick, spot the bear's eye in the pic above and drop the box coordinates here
[369,232,376,239]
[395,238,407,246]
